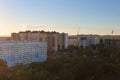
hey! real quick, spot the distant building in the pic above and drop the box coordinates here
[78,34,100,48]
[68,35,78,47]
[58,33,68,50]
[11,30,47,42]
[0,37,11,41]
[101,35,120,48]
[47,32,59,52]
[11,30,68,52]
[0,41,47,67]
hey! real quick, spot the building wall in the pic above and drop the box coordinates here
[101,35,120,48]
[11,31,68,52]
[68,35,78,47]
[0,37,10,41]
[78,35,100,48]
[64,33,68,49]
[47,33,59,52]
[0,41,47,67]
[12,31,47,42]
[58,33,68,50]
[68,38,78,47]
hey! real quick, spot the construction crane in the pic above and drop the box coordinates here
[111,30,114,35]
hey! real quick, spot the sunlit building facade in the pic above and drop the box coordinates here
[11,30,68,52]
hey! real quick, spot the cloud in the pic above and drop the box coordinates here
[21,24,56,31]
[21,24,46,29]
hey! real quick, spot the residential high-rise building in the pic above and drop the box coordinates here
[58,33,68,50]
[47,32,59,52]
[11,30,47,42]
[0,41,47,67]
[78,34,100,48]
[101,35,120,48]
[11,30,68,52]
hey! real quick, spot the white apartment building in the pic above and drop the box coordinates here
[78,34,100,48]
[0,41,47,67]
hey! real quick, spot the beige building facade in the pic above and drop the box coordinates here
[11,31,68,52]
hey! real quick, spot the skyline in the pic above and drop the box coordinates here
[0,0,120,36]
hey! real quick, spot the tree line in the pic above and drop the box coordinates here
[1,44,120,80]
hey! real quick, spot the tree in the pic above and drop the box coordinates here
[34,70,49,80]
[0,59,8,80]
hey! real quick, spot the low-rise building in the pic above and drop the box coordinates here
[0,37,11,41]
[68,35,78,47]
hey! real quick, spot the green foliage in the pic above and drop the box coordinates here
[1,46,120,80]
[0,59,8,80]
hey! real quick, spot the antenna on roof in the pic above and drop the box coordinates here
[77,27,80,36]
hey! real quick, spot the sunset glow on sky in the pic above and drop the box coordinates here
[0,0,120,36]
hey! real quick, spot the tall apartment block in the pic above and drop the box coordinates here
[58,33,68,50]
[0,41,47,67]
[11,31,68,52]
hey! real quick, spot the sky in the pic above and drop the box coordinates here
[0,0,120,36]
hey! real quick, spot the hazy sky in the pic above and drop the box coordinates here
[0,0,120,36]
